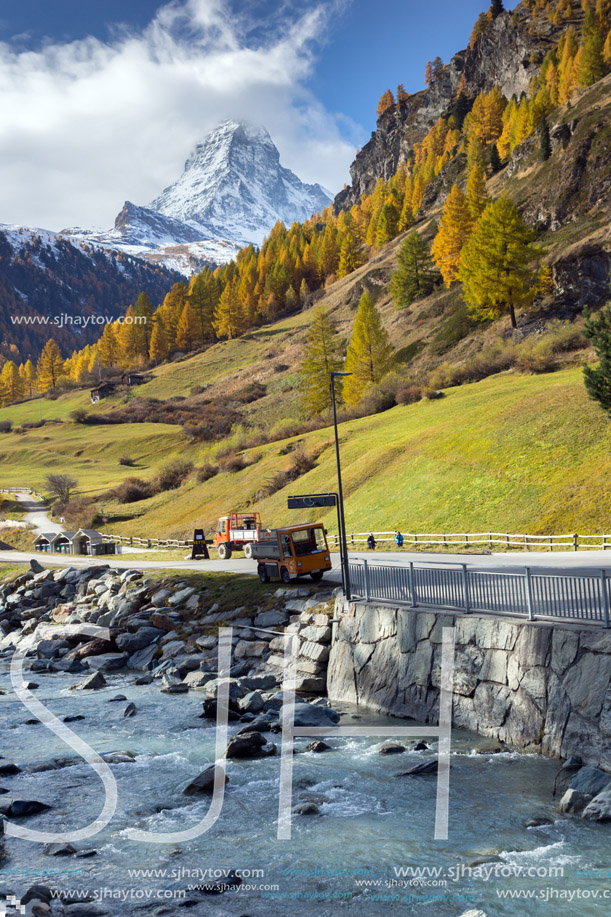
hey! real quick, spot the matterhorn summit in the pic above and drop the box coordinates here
[67,120,332,274]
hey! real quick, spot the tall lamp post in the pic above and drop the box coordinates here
[330,371,351,601]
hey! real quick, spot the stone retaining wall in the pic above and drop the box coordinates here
[327,600,611,768]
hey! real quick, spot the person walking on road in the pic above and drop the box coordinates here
[395,530,404,548]
[367,533,376,550]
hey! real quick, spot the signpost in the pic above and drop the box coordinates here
[191,528,210,560]
[287,492,349,598]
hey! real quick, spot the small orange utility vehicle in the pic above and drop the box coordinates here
[251,523,332,584]
[214,512,262,560]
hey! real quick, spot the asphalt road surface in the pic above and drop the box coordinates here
[3,492,611,577]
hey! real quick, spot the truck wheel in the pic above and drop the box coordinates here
[280,567,291,584]
[244,544,253,559]
[310,571,324,582]
[217,543,232,560]
[258,565,269,583]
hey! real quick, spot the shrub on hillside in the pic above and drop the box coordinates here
[71,409,89,424]
[218,453,247,474]
[113,477,154,503]
[156,460,193,492]
[0,420,12,433]
[254,447,317,500]
[196,463,219,483]
[119,454,135,467]
[62,498,100,530]
[396,384,423,405]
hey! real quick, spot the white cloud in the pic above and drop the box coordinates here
[0,0,361,231]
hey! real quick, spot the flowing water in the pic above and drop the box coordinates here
[1,660,610,916]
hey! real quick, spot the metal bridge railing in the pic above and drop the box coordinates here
[349,560,611,627]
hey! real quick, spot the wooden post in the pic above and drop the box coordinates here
[573,533,578,552]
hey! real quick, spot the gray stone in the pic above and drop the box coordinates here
[281,702,339,728]
[43,842,76,856]
[237,691,265,714]
[183,670,215,688]
[293,802,320,815]
[254,609,288,627]
[123,703,136,718]
[168,587,196,606]
[226,731,267,758]
[582,786,611,821]
[127,645,158,671]
[299,640,330,663]
[378,742,406,754]
[306,740,331,752]
[183,765,228,795]
[299,624,332,644]
[83,653,129,672]
[558,788,592,815]
[74,672,107,690]
[551,630,579,676]
[239,673,278,692]
[397,759,438,776]
[563,651,611,718]
[115,627,162,654]
[568,765,611,797]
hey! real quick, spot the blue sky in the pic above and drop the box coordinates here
[0,1,518,229]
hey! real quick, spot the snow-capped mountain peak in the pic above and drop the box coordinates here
[65,119,332,275]
[149,119,331,245]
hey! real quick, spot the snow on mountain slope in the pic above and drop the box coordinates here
[65,120,332,274]
[150,120,332,244]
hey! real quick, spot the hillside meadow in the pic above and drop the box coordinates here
[1,365,610,542]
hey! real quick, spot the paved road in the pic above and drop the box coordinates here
[12,492,63,535]
[4,490,611,577]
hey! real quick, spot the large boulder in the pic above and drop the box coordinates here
[582,786,611,821]
[280,701,340,729]
[73,671,107,690]
[115,627,162,654]
[226,732,268,759]
[182,765,228,795]
[83,653,129,672]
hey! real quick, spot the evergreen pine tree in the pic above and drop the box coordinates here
[390,231,438,309]
[37,339,64,391]
[431,185,474,286]
[343,292,393,405]
[490,0,505,17]
[458,197,547,330]
[583,303,611,413]
[539,116,552,160]
[300,306,345,416]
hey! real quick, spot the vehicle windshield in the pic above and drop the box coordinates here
[290,527,327,556]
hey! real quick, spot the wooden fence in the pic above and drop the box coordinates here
[327,531,611,552]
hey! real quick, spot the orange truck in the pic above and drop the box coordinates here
[214,512,262,559]
[251,523,332,584]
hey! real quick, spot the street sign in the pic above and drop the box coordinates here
[191,528,210,559]
[288,493,337,509]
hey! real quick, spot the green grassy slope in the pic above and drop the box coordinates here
[1,365,599,541]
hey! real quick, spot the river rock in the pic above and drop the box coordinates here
[0,762,20,776]
[115,627,162,654]
[0,798,52,817]
[378,742,406,754]
[306,741,331,752]
[127,645,158,671]
[226,732,267,759]
[182,765,228,795]
[30,559,45,573]
[237,691,265,714]
[237,715,274,735]
[160,674,188,694]
[239,673,278,692]
[582,786,611,821]
[42,842,77,856]
[168,587,196,606]
[183,670,215,688]
[123,703,136,718]
[558,789,592,814]
[397,759,439,777]
[74,671,107,690]
[64,638,112,662]
[567,765,611,797]
[280,702,340,728]
[293,802,320,815]
[82,653,129,672]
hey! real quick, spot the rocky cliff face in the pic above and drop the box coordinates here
[335,3,581,211]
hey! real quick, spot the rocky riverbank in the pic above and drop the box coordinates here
[0,562,610,916]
